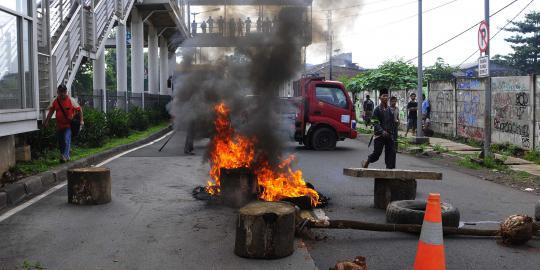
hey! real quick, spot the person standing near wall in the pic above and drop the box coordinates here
[390,96,400,150]
[44,85,84,163]
[405,93,418,137]
[362,95,374,128]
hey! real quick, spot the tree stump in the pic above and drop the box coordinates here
[235,201,296,259]
[220,168,257,208]
[67,167,111,205]
[374,178,417,209]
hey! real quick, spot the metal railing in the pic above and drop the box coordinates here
[52,5,82,87]
[74,90,172,112]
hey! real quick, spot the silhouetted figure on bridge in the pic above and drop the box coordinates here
[263,17,271,33]
[218,16,224,36]
[245,17,252,34]
[272,16,278,32]
[191,20,197,35]
[201,21,207,33]
[229,18,236,37]
[256,17,262,32]
[207,16,214,33]
[237,18,244,37]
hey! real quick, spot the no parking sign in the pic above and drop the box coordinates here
[478,21,489,53]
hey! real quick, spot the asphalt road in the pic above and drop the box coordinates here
[0,132,538,270]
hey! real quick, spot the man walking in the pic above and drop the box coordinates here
[362,95,374,127]
[405,93,418,137]
[218,16,224,36]
[201,20,207,34]
[44,85,84,163]
[389,96,400,151]
[361,89,397,169]
[229,18,236,37]
[191,20,197,36]
[207,16,214,33]
[245,17,252,34]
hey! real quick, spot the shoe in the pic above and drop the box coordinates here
[361,160,369,168]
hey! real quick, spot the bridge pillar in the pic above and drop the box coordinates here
[93,49,106,112]
[148,25,159,94]
[159,37,169,95]
[116,23,128,94]
[131,7,144,107]
[168,52,176,93]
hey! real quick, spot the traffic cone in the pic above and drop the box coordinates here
[413,193,446,270]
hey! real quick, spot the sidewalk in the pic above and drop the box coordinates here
[399,132,540,177]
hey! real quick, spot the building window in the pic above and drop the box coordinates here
[0,0,30,16]
[0,5,34,111]
[0,10,21,110]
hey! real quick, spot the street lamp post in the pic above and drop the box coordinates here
[414,0,427,143]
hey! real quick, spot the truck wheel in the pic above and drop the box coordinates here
[311,128,337,151]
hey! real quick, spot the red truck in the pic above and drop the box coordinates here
[292,75,358,150]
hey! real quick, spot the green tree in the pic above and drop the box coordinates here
[72,59,93,95]
[346,60,417,93]
[504,11,540,74]
[424,57,457,81]
[105,49,117,91]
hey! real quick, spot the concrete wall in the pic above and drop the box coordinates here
[427,75,540,150]
[491,76,533,149]
[0,136,16,176]
[456,78,486,141]
[429,81,455,137]
[536,76,540,149]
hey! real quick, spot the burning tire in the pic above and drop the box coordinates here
[386,200,460,228]
[311,127,337,151]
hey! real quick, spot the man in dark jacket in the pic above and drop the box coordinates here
[361,88,397,169]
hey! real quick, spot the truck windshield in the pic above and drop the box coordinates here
[315,86,348,109]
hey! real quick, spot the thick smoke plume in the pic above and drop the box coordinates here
[170,6,311,166]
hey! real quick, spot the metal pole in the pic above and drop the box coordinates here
[416,0,424,138]
[328,10,333,80]
[483,0,492,158]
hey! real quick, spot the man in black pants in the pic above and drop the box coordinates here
[361,89,397,169]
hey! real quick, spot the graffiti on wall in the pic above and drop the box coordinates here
[456,80,484,141]
[491,76,531,149]
[429,82,454,136]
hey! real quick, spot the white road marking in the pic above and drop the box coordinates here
[0,131,174,223]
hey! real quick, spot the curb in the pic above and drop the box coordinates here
[0,125,172,212]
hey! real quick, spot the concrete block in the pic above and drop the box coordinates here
[0,135,16,176]
[51,165,70,182]
[0,192,7,210]
[22,176,44,196]
[39,172,56,187]
[2,183,27,205]
[409,136,430,145]
[344,168,442,180]
[15,145,31,161]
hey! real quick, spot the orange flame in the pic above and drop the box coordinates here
[207,102,319,206]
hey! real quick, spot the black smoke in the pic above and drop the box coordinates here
[170,6,312,166]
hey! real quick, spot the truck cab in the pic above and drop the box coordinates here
[293,75,357,150]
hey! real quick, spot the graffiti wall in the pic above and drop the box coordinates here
[456,78,486,141]
[491,76,533,149]
[429,81,455,136]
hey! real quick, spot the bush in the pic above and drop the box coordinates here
[106,109,130,138]
[128,107,149,131]
[26,121,57,159]
[77,107,108,147]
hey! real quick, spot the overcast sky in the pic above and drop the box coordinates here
[307,0,539,68]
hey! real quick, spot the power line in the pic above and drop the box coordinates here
[457,0,535,68]
[313,0,419,21]
[406,0,519,63]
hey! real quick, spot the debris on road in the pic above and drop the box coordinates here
[330,256,368,270]
[500,214,534,245]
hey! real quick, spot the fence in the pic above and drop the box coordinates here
[428,75,538,150]
[74,89,172,113]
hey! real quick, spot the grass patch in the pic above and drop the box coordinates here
[458,156,483,170]
[13,122,169,176]
[356,125,372,135]
[524,150,540,165]
[457,155,508,171]
[432,144,448,153]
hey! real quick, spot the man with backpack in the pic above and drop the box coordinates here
[44,85,84,163]
[362,95,374,127]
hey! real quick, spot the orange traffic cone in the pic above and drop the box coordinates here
[413,193,446,270]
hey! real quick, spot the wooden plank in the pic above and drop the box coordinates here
[343,168,442,180]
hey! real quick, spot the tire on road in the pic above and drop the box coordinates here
[311,127,337,151]
[386,200,460,228]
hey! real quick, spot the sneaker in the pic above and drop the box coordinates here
[361,160,369,168]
